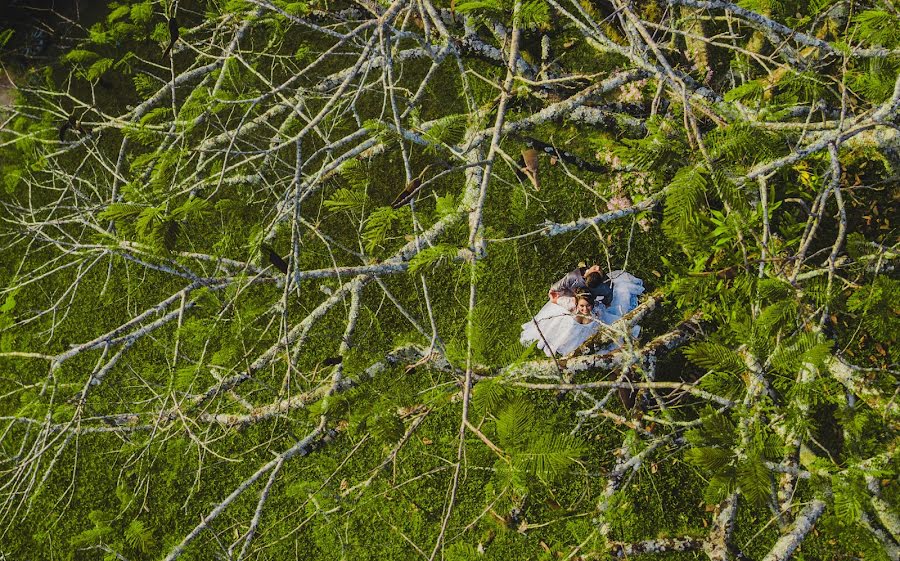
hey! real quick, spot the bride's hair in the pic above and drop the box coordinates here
[575,291,592,305]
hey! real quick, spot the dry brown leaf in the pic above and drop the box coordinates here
[521,148,539,190]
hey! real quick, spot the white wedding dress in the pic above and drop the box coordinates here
[519,302,599,357]
[520,270,645,357]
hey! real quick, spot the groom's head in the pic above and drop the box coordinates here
[585,271,603,289]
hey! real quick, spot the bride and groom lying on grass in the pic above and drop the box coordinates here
[520,262,644,357]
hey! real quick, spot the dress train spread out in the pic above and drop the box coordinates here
[519,301,597,357]
[520,270,645,357]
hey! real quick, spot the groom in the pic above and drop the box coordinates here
[548,262,613,311]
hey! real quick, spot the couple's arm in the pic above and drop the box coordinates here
[548,288,576,312]
[550,270,581,293]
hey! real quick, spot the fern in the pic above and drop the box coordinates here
[698,370,746,400]
[710,168,748,212]
[130,2,154,25]
[755,299,798,337]
[494,398,533,449]
[756,278,793,303]
[98,203,145,222]
[71,510,113,547]
[434,193,457,218]
[455,0,503,15]
[662,164,709,250]
[421,114,467,151]
[324,187,368,213]
[686,406,736,448]
[832,474,866,523]
[337,158,370,191]
[707,122,782,167]
[408,244,458,274]
[86,58,115,80]
[736,454,771,506]
[169,197,210,220]
[770,332,832,377]
[703,473,737,504]
[850,59,900,103]
[684,342,745,375]
[808,0,837,15]
[684,446,733,472]
[618,117,689,174]
[64,49,99,64]
[362,206,409,254]
[724,79,766,104]
[515,433,585,481]
[778,71,828,104]
[517,0,551,30]
[852,10,899,48]
[847,277,899,346]
[471,378,512,414]
[124,519,153,553]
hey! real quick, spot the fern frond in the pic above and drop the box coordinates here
[472,378,512,414]
[662,164,709,249]
[408,244,458,275]
[338,158,370,191]
[684,446,733,472]
[736,454,771,506]
[515,433,585,481]
[324,187,369,213]
[495,397,533,449]
[124,520,153,553]
[421,114,467,149]
[684,342,745,375]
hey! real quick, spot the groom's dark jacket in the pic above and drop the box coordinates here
[550,267,613,307]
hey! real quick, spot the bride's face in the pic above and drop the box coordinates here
[576,299,591,316]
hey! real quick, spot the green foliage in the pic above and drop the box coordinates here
[685,407,778,506]
[99,196,210,252]
[324,187,369,213]
[495,397,533,449]
[662,164,709,251]
[488,397,586,483]
[86,57,115,80]
[2,1,897,558]
[70,510,114,547]
[107,4,131,23]
[707,122,782,168]
[130,2,154,25]
[64,49,100,64]
[769,332,832,379]
[471,377,513,414]
[617,116,689,174]
[178,86,211,123]
[684,342,745,375]
[124,520,154,553]
[455,0,550,29]
[735,453,772,505]
[847,277,900,359]
[756,297,798,338]
[408,244,458,274]
[832,474,866,523]
[724,79,766,103]
[368,411,405,444]
[421,114,467,152]
[852,10,899,47]
[434,193,457,218]
[362,206,410,254]
[338,158,370,192]
[0,29,13,49]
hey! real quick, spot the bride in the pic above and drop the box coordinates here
[520,270,644,358]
